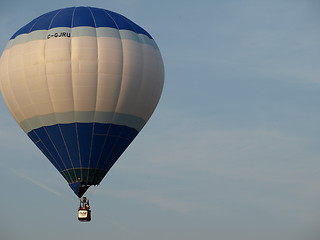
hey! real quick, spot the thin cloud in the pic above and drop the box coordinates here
[13,170,63,197]
[101,189,199,214]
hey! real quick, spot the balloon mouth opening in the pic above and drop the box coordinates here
[69,182,92,198]
[62,168,108,197]
[77,185,91,198]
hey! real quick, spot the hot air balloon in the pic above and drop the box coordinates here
[0,6,164,209]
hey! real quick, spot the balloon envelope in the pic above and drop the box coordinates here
[0,7,164,197]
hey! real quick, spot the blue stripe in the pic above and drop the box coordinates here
[30,127,67,171]
[45,124,74,169]
[27,122,139,183]
[59,124,80,168]
[10,6,153,40]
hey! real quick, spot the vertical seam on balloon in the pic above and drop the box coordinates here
[27,13,47,32]
[90,11,115,173]
[99,11,126,172]
[26,14,55,120]
[2,42,61,171]
[87,7,99,184]
[59,125,76,171]
[1,50,22,124]
[3,37,36,155]
[18,13,48,132]
[25,12,66,172]
[47,9,74,175]
[48,8,78,179]
[107,12,124,118]
[32,129,64,171]
[48,9,63,27]
[90,9,110,179]
[2,38,63,172]
[97,13,137,171]
[49,8,77,177]
[40,9,73,178]
[4,12,47,127]
[29,12,68,172]
[70,7,83,182]
[69,7,79,182]
[119,16,145,131]
[4,15,64,172]
[43,126,70,171]
[91,10,124,177]
[101,126,125,171]
[70,6,76,118]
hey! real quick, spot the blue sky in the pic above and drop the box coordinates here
[1,0,320,239]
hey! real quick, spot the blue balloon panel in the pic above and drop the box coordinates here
[27,122,138,197]
[10,6,153,40]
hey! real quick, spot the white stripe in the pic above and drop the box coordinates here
[1,33,164,134]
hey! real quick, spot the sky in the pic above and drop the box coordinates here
[1,0,320,239]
